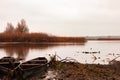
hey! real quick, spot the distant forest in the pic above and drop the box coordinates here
[0,19,86,43]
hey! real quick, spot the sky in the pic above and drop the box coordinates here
[0,0,120,36]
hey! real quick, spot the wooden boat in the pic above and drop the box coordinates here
[15,57,49,79]
[0,57,20,76]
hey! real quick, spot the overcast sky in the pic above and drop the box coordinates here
[0,0,120,36]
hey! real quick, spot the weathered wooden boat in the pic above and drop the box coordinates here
[15,57,49,79]
[0,57,20,76]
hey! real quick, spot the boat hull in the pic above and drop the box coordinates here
[14,57,49,79]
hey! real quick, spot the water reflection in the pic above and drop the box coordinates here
[4,46,29,61]
[0,41,120,65]
[0,43,85,62]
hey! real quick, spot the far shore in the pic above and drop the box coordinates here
[88,38,120,40]
[0,33,86,43]
[86,36,120,41]
[0,42,85,45]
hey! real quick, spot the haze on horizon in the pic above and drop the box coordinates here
[0,0,120,37]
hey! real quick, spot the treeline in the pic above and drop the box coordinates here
[0,19,86,43]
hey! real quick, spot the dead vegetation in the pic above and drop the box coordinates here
[0,19,86,43]
[49,55,120,80]
[0,32,86,43]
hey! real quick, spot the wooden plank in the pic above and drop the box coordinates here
[21,64,41,66]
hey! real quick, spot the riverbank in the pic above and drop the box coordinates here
[0,56,120,80]
[48,56,120,80]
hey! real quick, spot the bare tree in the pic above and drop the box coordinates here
[15,19,29,33]
[4,23,14,33]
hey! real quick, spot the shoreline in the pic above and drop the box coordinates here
[48,61,120,80]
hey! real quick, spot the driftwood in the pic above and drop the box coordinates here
[109,55,120,64]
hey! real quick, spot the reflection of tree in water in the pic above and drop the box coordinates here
[5,47,14,56]
[15,47,29,61]
[4,45,29,61]
[3,44,55,61]
[0,43,85,61]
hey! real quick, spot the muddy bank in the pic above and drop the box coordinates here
[47,61,120,80]
[0,61,120,80]
[0,55,120,80]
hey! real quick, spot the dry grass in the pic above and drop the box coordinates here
[0,33,86,43]
[49,55,120,80]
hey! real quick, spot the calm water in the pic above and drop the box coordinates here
[0,41,120,64]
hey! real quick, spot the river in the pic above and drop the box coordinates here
[0,41,120,65]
